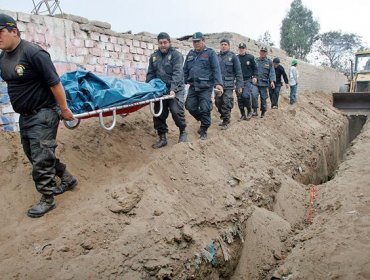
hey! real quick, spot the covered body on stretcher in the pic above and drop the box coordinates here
[60,70,173,130]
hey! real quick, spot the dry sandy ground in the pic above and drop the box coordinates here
[0,91,368,279]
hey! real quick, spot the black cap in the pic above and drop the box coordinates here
[273,57,280,63]
[192,32,204,41]
[0,13,17,30]
[157,32,170,41]
[238,42,246,49]
[220,39,230,45]
[260,46,268,52]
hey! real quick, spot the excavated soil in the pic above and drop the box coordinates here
[0,91,368,279]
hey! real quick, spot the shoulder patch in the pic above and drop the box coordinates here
[15,64,26,76]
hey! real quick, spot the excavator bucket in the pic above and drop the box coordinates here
[332,92,370,115]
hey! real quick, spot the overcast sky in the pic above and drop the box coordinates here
[1,0,369,46]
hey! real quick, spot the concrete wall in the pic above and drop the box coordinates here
[1,9,346,92]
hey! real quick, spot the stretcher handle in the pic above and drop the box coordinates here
[150,99,163,117]
[99,109,117,130]
[63,118,81,130]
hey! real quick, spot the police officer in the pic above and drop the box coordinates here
[146,32,187,148]
[269,57,288,109]
[0,14,77,218]
[237,43,258,120]
[216,39,243,129]
[183,32,223,140]
[255,46,276,118]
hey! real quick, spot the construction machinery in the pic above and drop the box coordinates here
[333,50,370,115]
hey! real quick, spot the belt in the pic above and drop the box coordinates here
[20,110,40,117]
[20,107,56,117]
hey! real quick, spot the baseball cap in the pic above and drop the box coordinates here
[291,59,298,66]
[192,32,204,41]
[0,13,17,30]
[238,42,246,49]
[260,46,268,52]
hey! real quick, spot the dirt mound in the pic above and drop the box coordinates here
[0,92,351,279]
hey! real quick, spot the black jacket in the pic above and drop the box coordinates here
[237,53,257,81]
[146,47,184,93]
[218,50,243,90]
[274,65,288,86]
[184,47,223,91]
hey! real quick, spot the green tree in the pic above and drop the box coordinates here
[312,31,363,73]
[280,0,320,59]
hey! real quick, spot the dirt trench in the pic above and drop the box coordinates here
[269,117,370,280]
[231,114,368,280]
[0,92,356,279]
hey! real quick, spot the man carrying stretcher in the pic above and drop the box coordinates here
[146,32,187,148]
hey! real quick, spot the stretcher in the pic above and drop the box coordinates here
[60,70,171,130]
[63,94,174,130]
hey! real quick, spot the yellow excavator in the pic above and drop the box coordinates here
[333,50,370,115]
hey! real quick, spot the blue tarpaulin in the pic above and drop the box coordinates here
[60,70,168,114]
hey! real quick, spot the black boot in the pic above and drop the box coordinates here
[198,128,208,140]
[27,195,56,218]
[220,121,229,130]
[152,134,167,149]
[54,169,78,196]
[252,108,258,117]
[178,130,188,143]
[246,109,253,120]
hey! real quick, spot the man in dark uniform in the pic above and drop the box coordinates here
[216,39,243,129]
[255,46,276,118]
[237,43,258,120]
[183,32,223,140]
[269,57,289,109]
[146,32,187,148]
[0,14,77,218]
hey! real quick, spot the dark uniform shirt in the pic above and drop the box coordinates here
[218,50,243,90]
[255,57,276,87]
[237,53,258,81]
[274,64,288,86]
[146,46,184,93]
[183,47,223,90]
[0,40,60,115]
